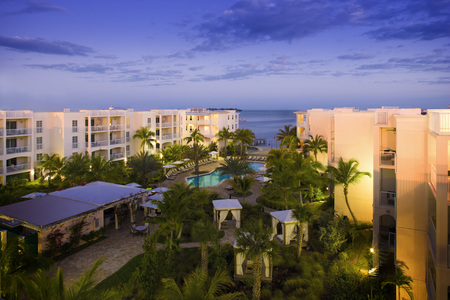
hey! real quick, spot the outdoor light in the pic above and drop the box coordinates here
[370,248,374,253]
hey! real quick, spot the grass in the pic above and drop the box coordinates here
[345,229,373,271]
[95,253,144,290]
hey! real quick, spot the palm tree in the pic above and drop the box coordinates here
[184,128,205,146]
[133,126,156,152]
[217,157,255,180]
[327,157,371,226]
[265,148,289,169]
[234,128,255,156]
[185,129,206,179]
[128,151,162,187]
[191,218,219,275]
[276,125,297,143]
[235,219,273,300]
[156,268,245,300]
[381,261,414,300]
[87,154,111,182]
[303,134,328,161]
[216,127,234,157]
[266,158,299,209]
[291,204,313,259]
[63,152,90,186]
[280,135,300,151]
[230,176,255,203]
[39,153,66,187]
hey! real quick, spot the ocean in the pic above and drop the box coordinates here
[237,110,297,147]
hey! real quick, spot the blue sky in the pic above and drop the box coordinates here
[0,0,449,111]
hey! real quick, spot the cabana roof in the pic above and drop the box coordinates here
[212,199,242,210]
[270,210,298,224]
[0,195,98,228]
[50,181,147,206]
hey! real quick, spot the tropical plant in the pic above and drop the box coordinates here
[191,217,219,275]
[276,125,297,143]
[184,128,205,146]
[280,135,299,151]
[87,154,111,182]
[234,128,255,156]
[291,204,313,259]
[160,144,189,164]
[185,129,207,179]
[216,127,234,157]
[381,261,414,300]
[327,158,371,226]
[303,134,328,161]
[39,153,66,187]
[318,215,348,255]
[235,219,273,300]
[230,176,255,202]
[156,268,245,300]
[217,157,255,180]
[127,151,162,187]
[63,152,90,186]
[133,126,156,151]
[265,159,299,210]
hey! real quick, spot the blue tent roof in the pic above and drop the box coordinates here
[0,195,98,228]
[50,181,147,206]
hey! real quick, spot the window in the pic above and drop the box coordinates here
[6,121,17,130]
[6,138,17,148]
[232,125,234,129]
[36,153,43,161]
[232,115,234,120]
[147,118,151,124]
[156,117,160,123]
[36,137,43,149]
[72,120,78,132]
[85,119,89,127]
[156,143,160,149]
[72,136,78,148]
[36,120,43,133]
[126,131,130,142]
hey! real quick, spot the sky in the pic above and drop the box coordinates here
[0,0,449,111]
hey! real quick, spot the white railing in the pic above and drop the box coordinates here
[7,162,31,173]
[91,140,108,147]
[110,138,124,145]
[380,151,395,166]
[6,128,32,136]
[110,152,124,159]
[154,109,180,115]
[6,146,30,154]
[380,191,396,206]
[375,111,388,125]
[161,134,172,140]
[36,128,43,133]
[91,125,108,132]
[429,111,450,135]
[161,122,173,128]
[110,125,123,131]
[6,111,32,118]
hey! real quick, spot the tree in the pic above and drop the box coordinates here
[216,127,234,157]
[217,157,255,180]
[382,261,414,300]
[276,125,297,143]
[318,215,348,255]
[230,176,255,203]
[234,128,255,156]
[63,152,90,186]
[327,158,372,226]
[156,268,245,300]
[184,128,205,146]
[185,129,206,180]
[280,135,299,151]
[235,219,273,300]
[291,204,313,259]
[191,218,219,275]
[39,153,66,187]
[303,135,328,161]
[266,158,299,210]
[87,154,111,182]
[128,151,162,187]
[133,126,156,152]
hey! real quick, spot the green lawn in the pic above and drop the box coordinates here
[95,253,144,291]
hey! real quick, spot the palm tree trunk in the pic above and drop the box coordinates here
[344,187,358,226]
[224,139,228,157]
[297,224,304,259]
[200,243,208,275]
[252,254,262,300]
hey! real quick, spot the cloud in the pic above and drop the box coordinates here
[337,53,374,60]
[27,63,112,73]
[2,1,66,16]
[0,36,94,56]
[366,21,450,41]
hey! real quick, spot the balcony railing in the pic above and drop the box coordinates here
[448,245,450,268]
[161,122,173,128]
[173,121,179,126]
[110,138,124,145]
[161,134,172,140]
[380,151,395,166]
[91,140,108,147]
[380,191,396,206]
[429,111,450,135]
[7,162,31,173]
[6,146,30,154]
[91,125,108,132]
[6,128,32,136]
[110,125,123,131]
[6,111,31,118]
[110,152,124,159]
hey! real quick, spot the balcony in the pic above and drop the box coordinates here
[110,138,124,145]
[91,140,108,147]
[7,162,31,173]
[380,191,396,206]
[161,134,173,140]
[6,146,30,154]
[161,122,173,128]
[91,125,108,132]
[110,125,123,131]
[380,151,395,166]
[428,217,437,258]
[110,152,124,160]
[6,128,32,136]
[6,111,31,118]
[429,111,450,135]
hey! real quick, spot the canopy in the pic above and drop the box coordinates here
[183,158,190,161]
[208,151,219,154]
[172,161,184,165]
[212,199,242,230]
[151,187,170,193]
[148,193,164,201]
[141,201,158,210]
[163,164,176,168]
[126,182,142,188]
[22,192,47,199]
[256,176,271,182]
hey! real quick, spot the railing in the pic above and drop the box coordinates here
[7,162,31,173]
[430,165,437,192]
[91,140,108,147]
[72,143,78,149]
[380,151,395,166]
[6,146,30,154]
[6,128,32,136]
[173,121,179,126]
[429,111,450,135]
[0,168,3,175]
[91,125,108,132]
[72,127,78,133]
[426,267,437,300]
[110,152,124,159]
[375,111,388,125]
[36,128,43,133]
[36,144,43,150]
[154,109,180,115]
[297,121,306,127]
[161,134,172,140]
[110,138,124,145]
[110,125,123,131]
[380,191,396,206]
[428,217,437,258]
[161,122,173,128]
[85,142,89,148]
[6,111,32,118]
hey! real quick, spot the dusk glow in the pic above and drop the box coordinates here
[1,0,449,111]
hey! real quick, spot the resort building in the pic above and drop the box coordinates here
[0,108,239,185]
[297,107,450,300]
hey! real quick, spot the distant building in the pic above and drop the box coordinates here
[297,107,450,300]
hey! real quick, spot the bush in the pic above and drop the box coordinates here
[81,227,106,243]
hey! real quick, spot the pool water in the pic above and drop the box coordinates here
[186,162,264,188]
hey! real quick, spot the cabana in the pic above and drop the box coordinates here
[212,199,242,230]
[234,240,272,281]
[270,210,308,245]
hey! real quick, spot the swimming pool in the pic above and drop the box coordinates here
[186,162,264,188]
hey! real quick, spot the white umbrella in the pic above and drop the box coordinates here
[258,166,267,172]
[183,158,190,161]
[148,193,164,201]
[151,187,170,193]
[208,151,219,154]
[163,164,176,168]
[22,192,47,199]
[173,161,184,165]
[256,176,271,182]
[141,200,159,210]
[126,182,142,188]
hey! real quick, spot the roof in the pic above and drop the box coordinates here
[270,210,298,223]
[0,195,98,228]
[212,199,242,210]
[50,181,147,206]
